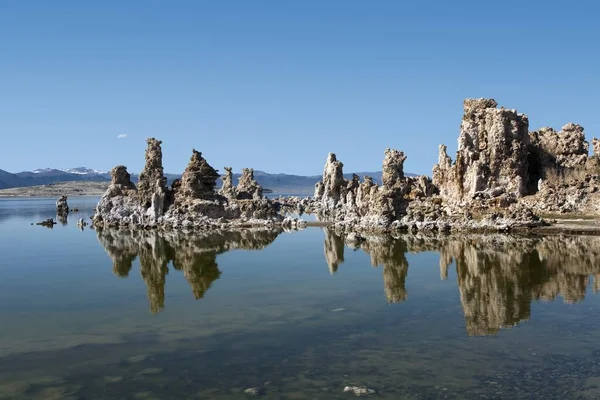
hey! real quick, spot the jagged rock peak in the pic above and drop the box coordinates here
[382,148,407,188]
[219,166,236,199]
[463,98,498,113]
[529,123,589,169]
[179,149,220,199]
[433,98,530,203]
[236,168,263,200]
[111,165,136,188]
[437,144,452,169]
[137,138,167,208]
[321,152,345,203]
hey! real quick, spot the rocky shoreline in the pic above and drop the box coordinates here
[92,98,600,234]
[0,181,109,198]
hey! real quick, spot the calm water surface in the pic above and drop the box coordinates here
[1,197,600,399]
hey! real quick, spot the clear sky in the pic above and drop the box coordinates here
[0,1,598,176]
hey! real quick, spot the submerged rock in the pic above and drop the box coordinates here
[343,386,376,396]
[36,218,56,227]
[243,387,263,396]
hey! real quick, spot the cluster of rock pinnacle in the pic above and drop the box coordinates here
[93,98,600,233]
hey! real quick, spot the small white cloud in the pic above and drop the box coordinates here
[117,134,128,139]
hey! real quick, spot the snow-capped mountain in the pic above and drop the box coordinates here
[0,167,113,189]
[1,166,414,192]
[31,167,107,175]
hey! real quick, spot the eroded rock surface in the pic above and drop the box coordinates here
[177,150,220,200]
[94,97,600,234]
[93,139,283,230]
[219,167,236,199]
[309,98,597,232]
[137,138,168,209]
[429,98,600,217]
[433,98,530,203]
[236,168,263,200]
[312,148,437,231]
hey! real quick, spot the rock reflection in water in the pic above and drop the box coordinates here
[323,228,600,336]
[323,229,409,303]
[323,229,345,274]
[97,228,281,313]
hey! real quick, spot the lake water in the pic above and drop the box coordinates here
[2,197,600,399]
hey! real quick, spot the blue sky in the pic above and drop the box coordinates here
[0,1,598,175]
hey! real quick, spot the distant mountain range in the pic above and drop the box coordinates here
[0,167,415,193]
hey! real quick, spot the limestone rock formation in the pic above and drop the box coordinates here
[93,165,140,227]
[56,195,69,216]
[236,168,263,200]
[318,153,345,208]
[592,138,600,157]
[94,139,283,230]
[137,138,168,209]
[111,165,137,190]
[312,149,437,231]
[529,124,589,172]
[219,167,236,199]
[433,98,530,203]
[381,148,407,187]
[178,150,220,200]
[524,124,600,214]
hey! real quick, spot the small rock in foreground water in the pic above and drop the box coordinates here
[343,385,376,396]
[244,387,263,395]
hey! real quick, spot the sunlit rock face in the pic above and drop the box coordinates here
[313,150,435,231]
[137,138,168,210]
[93,138,284,229]
[177,149,220,201]
[219,167,236,199]
[427,97,600,223]
[93,139,169,227]
[433,98,530,204]
[529,124,589,172]
[93,165,140,227]
[96,228,282,313]
[236,168,263,200]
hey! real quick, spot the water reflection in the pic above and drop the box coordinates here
[97,226,600,336]
[97,228,282,313]
[323,229,600,336]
